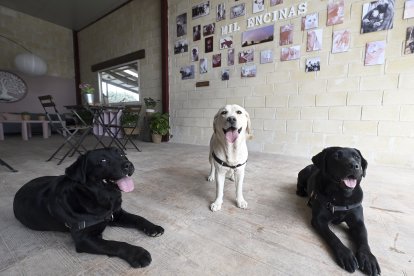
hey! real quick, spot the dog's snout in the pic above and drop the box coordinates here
[123,161,134,175]
[227,116,237,124]
[349,162,359,170]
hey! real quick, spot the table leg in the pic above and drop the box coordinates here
[21,121,28,140]
[42,121,49,138]
[0,122,4,140]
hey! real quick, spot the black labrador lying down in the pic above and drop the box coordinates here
[13,147,164,268]
[297,147,380,276]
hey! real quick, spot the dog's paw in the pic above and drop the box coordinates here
[210,201,222,212]
[127,247,152,268]
[237,199,248,209]
[334,246,359,273]
[144,225,164,237]
[207,175,215,182]
[356,249,381,276]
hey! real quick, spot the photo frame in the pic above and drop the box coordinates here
[174,39,188,54]
[305,57,321,72]
[307,29,323,52]
[239,49,254,63]
[180,65,195,80]
[221,68,230,80]
[205,36,214,53]
[203,23,215,36]
[404,26,414,54]
[242,25,274,47]
[281,45,301,61]
[212,53,222,68]
[327,0,345,26]
[230,3,245,19]
[304,13,319,30]
[253,0,265,14]
[270,0,283,7]
[364,40,386,65]
[191,46,199,62]
[176,13,187,37]
[220,36,233,49]
[241,64,257,78]
[260,50,273,64]
[193,25,201,41]
[361,0,394,34]
[228,49,235,66]
[217,3,226,21]
[200,58,208,74]
[404,0,414,19]
[332,29,350,53]
[280,24,293,46]
[192,1,210,19]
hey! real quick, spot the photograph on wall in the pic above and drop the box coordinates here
[241,64,257,78]
[260,50,273,64]
[242,25,274,47]
[221,68,230,80]
[404,0,414,19]
[327,0,345,26]
[213,53,222,68]
[253,0,265,14]
[205,36,214,53]
[203,23,215,36]
[180,65,195,80]
[304,13,319,30]
[270,0,283,6]
[228,48,235,66]
[332,29,350,53]
[230,3,245,19]
[217,3,226,21]
[174,39,188,54]
[306,29,323,52]
[193,25,201,41]
[364,40,386,65]
[239,49,254,63]
[305,57,321,72]
[404,26,414,54]
[192,1,210,19]
[361,0,394,34]
[176,13,187,37]
[191,46,199,61]
[280,45,301,61]
[200,58,208,73]
[220,36,233,49]
[280,24,293,46]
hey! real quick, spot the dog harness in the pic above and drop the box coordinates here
[64,213,114,231]
[212,152,247,169]
[307,191,362,214]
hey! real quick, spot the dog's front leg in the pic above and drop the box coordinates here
[234,167,247,209]
[111,209,164,237]
[73,233,151,268]
[210,166,226,211]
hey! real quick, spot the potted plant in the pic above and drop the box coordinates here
[79,83,95,105]
[121,110,140,135]
[149,112,169,143]
[21,112,30,120]
[144,97,159,116]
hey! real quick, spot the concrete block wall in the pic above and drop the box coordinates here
[169,0,414,167]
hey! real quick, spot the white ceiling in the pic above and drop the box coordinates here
[0,0,130,31]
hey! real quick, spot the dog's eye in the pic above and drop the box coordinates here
[100,159,108,165]
[236,110,242,114]
[221,111,228,115]
[353,154,360,159]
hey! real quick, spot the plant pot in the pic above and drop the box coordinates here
[146,109,155,117]
[123,127,140,135]
[151,133,162,144]
[83,93,94,105]
[37,115,46,121]
[21,114,30,120]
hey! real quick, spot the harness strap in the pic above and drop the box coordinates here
[308,191,362,214]
[65,213,114,231]
[212,152,247,169]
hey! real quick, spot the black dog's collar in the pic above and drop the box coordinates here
[212,152,247,169]
[308,191,362,214]
[65,213,114,231]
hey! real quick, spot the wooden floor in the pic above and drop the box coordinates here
[0,135,412,275]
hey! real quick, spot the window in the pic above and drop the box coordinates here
[98,61,139,104]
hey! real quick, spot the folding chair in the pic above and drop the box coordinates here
[0,158,17,172]
[38,95,91,165]
[120,105,142,152]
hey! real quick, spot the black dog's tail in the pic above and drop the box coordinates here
[296,165,315,197]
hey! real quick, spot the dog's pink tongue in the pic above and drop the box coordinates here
[225,129,239,143]
[116,176,134,192]
[343,178,357,188]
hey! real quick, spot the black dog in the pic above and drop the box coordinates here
[13,147,164,268]
[297,147,380,276]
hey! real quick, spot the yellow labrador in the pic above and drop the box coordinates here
[207,105,252,212]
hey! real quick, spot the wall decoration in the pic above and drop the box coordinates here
[193,25,201,41]
[221,68,230,80]
[304,12,319,30]
[327,0,344,26]
[0,70,28,103]
[361,0,394,34]
[270,0,283,6]
[200,58,208,73]
[260,50,273,64]
[281,45,301,61]
[220,36,233,49]
[230,3,246,19]
[306,29,323,52]
[332,29,350,53]
[191,46,199,61]
[205,36,214,53]
[404,0,414,19]
[301,17,306,31]
[305,57,321,72]
[180,65,195,80]
[364,41,386,65]
[203,23,215,36]
[239,49,254,63]
[192,1,210,19]
[217,3,226,21]
[241,64,257,77]
[280,24,293,46]
[174,39,188,54]
[405,26,414,54]
[253,0,265,14]
[242,25,274,47]
[176,13,187,37]
[213,53,222,68]
[228,49,235,66]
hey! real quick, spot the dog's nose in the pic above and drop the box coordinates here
[123,161,134,175]
[227,116,237,124]
[349,162,359,170]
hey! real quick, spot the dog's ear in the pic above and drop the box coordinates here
[213,110,221,134]
[354,148,368,177]
[65,154,88,183]
[311,148,327,172]
[245,110,253,140]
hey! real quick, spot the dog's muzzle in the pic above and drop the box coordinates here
[123,161,134,176]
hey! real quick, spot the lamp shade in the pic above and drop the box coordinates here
[14,53,47,76]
